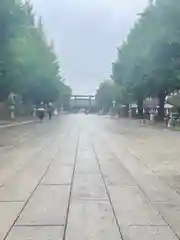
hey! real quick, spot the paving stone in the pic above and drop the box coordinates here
[108,186,165,226]
[76,147,99,173]
[138,177,180,205]
[0,157,50,202]
[72,174,108,200]
[66,201,121,240]
[75,159,99,173]
[94,142,135,186]
[16,185,70,226]
[0,134,51,187]
[42,165,73,185]
[0,202,23,240]
[55,141,77,166]
[122,226,178,240]
[55,151,76,166]
[0,179,36,203]
[6,226,64,240]
[100,161,134,186]
[155,202,180,238]
[2,115,180,239]
[160,174,180,192]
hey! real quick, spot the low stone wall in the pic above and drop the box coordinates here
[0,102,32,120]
[0,102,9,119]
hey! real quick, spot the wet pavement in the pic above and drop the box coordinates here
[0,114,180,239]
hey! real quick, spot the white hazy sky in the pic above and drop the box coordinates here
[31,0,148,94]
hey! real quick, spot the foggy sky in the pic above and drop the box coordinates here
[31,0,148,94]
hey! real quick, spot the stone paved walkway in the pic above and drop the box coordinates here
[0,115,180,239]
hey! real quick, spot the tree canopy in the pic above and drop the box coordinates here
[96,80,116,111]
[0,0,71,104]
[111,0,180,119]
[96,80,128,112]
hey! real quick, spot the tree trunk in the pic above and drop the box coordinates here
[158,91,165,122]
[137,99,143,117]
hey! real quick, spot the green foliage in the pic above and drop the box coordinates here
[111,0,180,120]
[96,80,115,111]
[95,80,129,111]
[0,0,71,104]
[0,0,22,100]
[58,83,72,110]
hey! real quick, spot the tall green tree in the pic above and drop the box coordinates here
[58,83,72,110]
[0,0,23,100]
[0,0,68,106]
[96,80,116,112]
[112,0,180,120]
[11,1,62,104]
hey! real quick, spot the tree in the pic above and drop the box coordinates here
[58,83,72,110]
[112,0,180,120]
[11,2,62,104]
[0,0,67,107]
[144,0,180,119]
[96,80,116,112]
[0,0,23,100]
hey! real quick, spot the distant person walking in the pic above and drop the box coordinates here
[47,102,53,120]
[37,102,45,121]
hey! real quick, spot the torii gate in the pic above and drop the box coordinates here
[70,95,95,109]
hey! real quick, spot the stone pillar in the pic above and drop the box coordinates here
[74,97,77,108]
[89,97,91,109]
